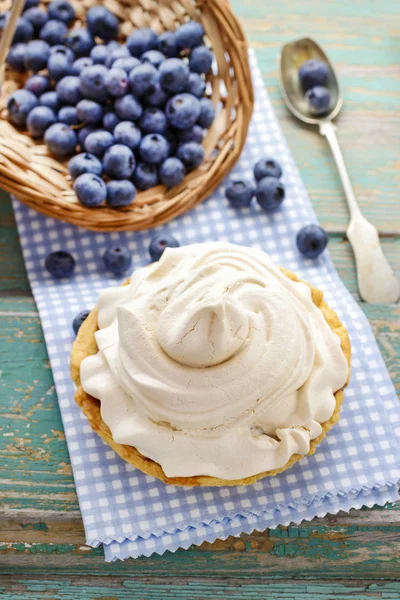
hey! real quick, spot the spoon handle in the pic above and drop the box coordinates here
[319,120,399,304]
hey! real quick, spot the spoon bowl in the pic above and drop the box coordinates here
[280,37,342,124]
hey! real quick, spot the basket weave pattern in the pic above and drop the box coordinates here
[0,0,253,231]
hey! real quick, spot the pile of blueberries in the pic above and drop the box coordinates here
[4,0,216,208]
[298,58,331,116]
[225,156,328,259]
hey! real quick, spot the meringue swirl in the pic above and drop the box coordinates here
[80,242,348,479]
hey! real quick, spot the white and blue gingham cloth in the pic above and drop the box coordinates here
[12,52,400,561]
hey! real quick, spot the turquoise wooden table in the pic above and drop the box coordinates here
[1,0,399,598]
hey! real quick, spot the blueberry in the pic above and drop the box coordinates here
[24,0,40,9]
[74,173,106,207]
[254,158,282,181]
[143,82,168,108]
[159,157,185,188]
[86,5,119,41]
[39,91,60,111]
[72,309,90,335]
[139,134,169,165]
[45,250,75,278]
[7,44,27,72]
[24,74,50,97]
[102,111,121,132]
[12,17,34,44]
[175,21,204,50]
[299,59,329,91]
[305,85,331,115]
[103,144,135,179]
[7,89,38,127]
[126,27,158,58]
[157,31,178,57]
[72,56,93,75]
[23,7,48,32]
[255,177,285,212]
[68,152,103,179]
[48,0,75,26]
[79,64,109,102]
[112,56,140,73]
[139,108,167,134]
[159,58,189,93]
[185,72,206,98]
[176,125,203,144]
[141,50,165,68]
[56,76,82,105]
[176,142,204,170]
[296,224,328,259]
[114,94,143,121]
[149,234,179,261]
[50,43,74,61]
[77,124,98,148]
[225,180,254,208]
[106,180,136,208]
[90,44,109,65]
[76,99,104,124]
[27,106,57,138]
[47,52,73,81]
[65,28,94,58]
[40,19,68,46]
[58,105,80,126]
[45,122,77,157]
[197,97,215,128]
[105,68,129,97]
[84,130,114,156]
[128,63,159,97]
[166,93,201,129]
[24,39,50,72]
[107,40,120,52]
[113,121,141,150]
[189,46,213,74]
[133,162,158,190]
[105,45,131,68]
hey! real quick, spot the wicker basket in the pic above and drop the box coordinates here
[0,0,253,232]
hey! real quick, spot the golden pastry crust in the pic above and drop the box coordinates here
[70,268,351,487]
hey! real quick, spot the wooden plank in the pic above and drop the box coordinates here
[0,577,399,599]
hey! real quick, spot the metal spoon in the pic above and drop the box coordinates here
[279,37,399,304]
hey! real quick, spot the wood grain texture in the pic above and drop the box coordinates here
[0,578,400,599]
[0,0,399,591]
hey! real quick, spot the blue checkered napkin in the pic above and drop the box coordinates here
[12,51,400,562]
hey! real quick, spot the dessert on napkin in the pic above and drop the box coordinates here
[71,242,350,486]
